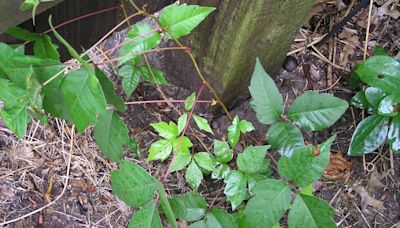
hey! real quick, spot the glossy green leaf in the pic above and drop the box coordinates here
[169,193,207,222]
[128,202,162,228]
[94,110,129,162]
[388,115,400,154]
[267,121,304,157]
[211,163,230,180]
[118,23,161,66]
[111,160,158,207]
[250,58,283,124]
[244,179,291,227]
[278,136,335,188]
[148,139,173,161]
[224,171,247,210]
[193,115,213,134]
[365,87,386,108]
[355,56,400,94]
[137,65,168,85]
[378,94,399,116]
[194,152,217,172]
[171,150,192,172]
[118,65,140,99]
[186,160,203,191]
[348,115,389,156]
[95,68,125,112]
[213,140,233,163]
[61,68,107,132]
[150,121,179,139]
[287,92,348,131]
[246,173,269,195]
[351,91,369,109]
[227,116,241,148]
[237,145,271,174]
[197,208,238,228]
[185,92,196,111]
[159,4,215,39]
[177,113,187,135]
[288,194,336,228]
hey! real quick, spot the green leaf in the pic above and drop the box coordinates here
[249,58,283,124]
[288,194,336,228]
[348,115,389,156]
[201,208,238,228]
[373,45,388,56]
[128,202,162,228]
[43,86,72,121]
[300,184,314,196]
[246,173,269,195]
[211,163,230,180]
[378,94,399,116]
[355,56,400,94]
[194,152,217,172]
[148,139,173,161]
[186,160,203,191]
[185,92,196,111]
[150,121,179,139]
[244,179,291,227]
[33,35,60,61]
[213,140,233,163]
[20,0,39,11]
[169,193,207,222]
[193,115,213,134]
[365,87,386,108]
[177,113,187,135]
[278,136,335,188]
[388,115,400,154]
[227,116,241,148]
[111,160,158,207]
[6,27,38,41]
[159,4,215,39]
[137,65,169,85]
[61,68,107,132]
[267,121,304,157]
[237,145,271,174]
[173,136,193,153]
[95,68,126,112]
[239,119,255,133]
[118,22,161,66]
[94,110,129,162]
[351,91,369,109]
[224,171,247,210]
[287,92,348,131]
[171,150,192,172]
[118,65,140,99]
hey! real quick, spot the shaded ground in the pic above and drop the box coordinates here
[0,0,399,227]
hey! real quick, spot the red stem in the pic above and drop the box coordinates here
[125,99,212,105]
[41,6,119,35]
[162,82,207,184]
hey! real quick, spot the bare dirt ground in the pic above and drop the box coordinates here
[0,0,399,227]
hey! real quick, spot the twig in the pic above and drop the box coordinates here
[363,0,374,60]
[125,99,213,105]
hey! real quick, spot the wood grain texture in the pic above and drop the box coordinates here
[0,0,64,34]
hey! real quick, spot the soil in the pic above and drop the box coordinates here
[0,1,399,228]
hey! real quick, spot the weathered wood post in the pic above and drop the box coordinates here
[165,0,315,107]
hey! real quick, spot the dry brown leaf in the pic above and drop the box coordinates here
[366,169,385,193]
[14,144,34,160]
[354,185,385,214]
[377,0,400,20]
[323,152,352,180]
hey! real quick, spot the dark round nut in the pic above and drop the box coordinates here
[282,56,298,72]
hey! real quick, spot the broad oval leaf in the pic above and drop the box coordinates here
[227,116,241,148]
[267,121,304,157]
[169,193,207,222]
[244,179,291,227]
[378,94,399,116]
[211,163,230,180]
[388,115,400,154]
[94,110,129,162]
[118,23,161,66]
[95,68,126,112]
[287,92,348,131]
[237,145,271,174]
[111,160,158,207]
[171,150,192,172]
[351,91,369,109]
[365,87,386,109]
[213,140,233,163]
[278,136,335,188]
[118,65,140,99]
[355,56,400,94]
[138,65,169,85]
[194,152,217,172]
[224,171,247,210]
[186,160,203,191]
[150,121,179,139]
[201,208,238,228]
[148,139,173,161]
[159,4,215,39]
[0,105,30,138]
[288,193,336,228]
[193,115,214,134]
[128,202,162,228]
[249,58,283,124]
[60,68,107,132]
[348,115,389,156]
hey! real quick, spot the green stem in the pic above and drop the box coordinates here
[156,183,178,228]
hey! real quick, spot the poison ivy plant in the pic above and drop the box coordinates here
[228,115,255,148]
[349,52,400,156]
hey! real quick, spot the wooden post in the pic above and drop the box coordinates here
[165,0,314,107]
